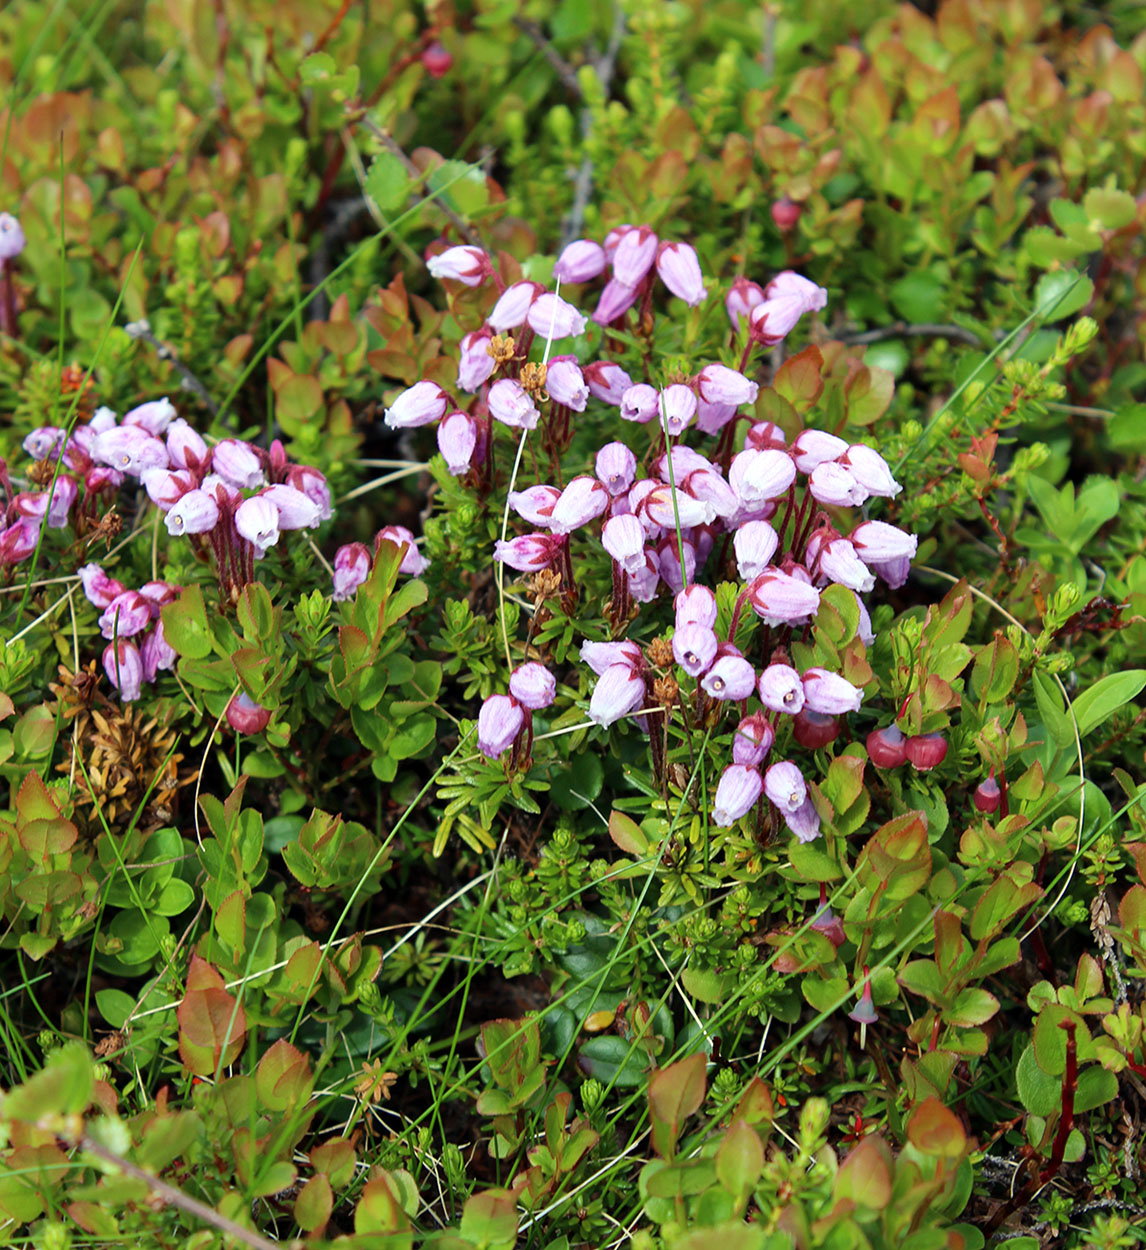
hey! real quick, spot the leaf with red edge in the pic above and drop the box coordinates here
[649,1053,707,1160]
[177,957,247,1076]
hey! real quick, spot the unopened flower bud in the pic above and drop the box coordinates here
[494,532,563,572]
[99,591,153,640]
[79,563,127,609]
[591,278,639,325]
[866,725,908,768]
[712,764,763,827]
[285,464,333,520]
[595,442,637,496]
[420,40,453,78]
[488,378,540,429]
[546,357,589,410]
[332,542,372,600]
[103,639,143,701]
[841,444,901,498]
[771,196,801,232]
[226,691,272,734]
[674,584,717,630]
[457,327,496,391]
[235,495,280,556]
[584,361,634,405]
[802,668,863,715]
[123,397,176,437]
[747,568,821,626]
[376,524,430,575]
[612,226,658,286]
[906,732,948,772]
[427,244,489,287]
[509,663,556,710]
[554,239,607,283]
[602,513,647,573]
[437,411,478,476]
[734,520,779,581]
[528,291,587,340]
[550,475,609,534]
[726,276,765,331]
[0,518,39,564]
[212,439,265,489]
[656,241,706,306]
[589,662,646,726]
[696,363,758,407]
[733,713,775,766]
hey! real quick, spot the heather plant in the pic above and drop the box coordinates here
[2,2,1146,1249]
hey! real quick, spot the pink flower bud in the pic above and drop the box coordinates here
[589,662,646,726]
[758,663,805,714]
[811,884,846,947]
[791,429,847,474]
[591,279,639,325]
[376,524,430,575]
[850,520,918,565]
[746,421,788,451]
[848,969,878,1025]
[103,639,144,702]
[683,468,738,520]
[332,542,372,600]
[584,361,634,405]
[235,495,280,555]
[747,568,821,626]
[165,489,220,536]
[79,564,127,608]
[42,476,77,528]
[765,760,806,814]
[734,520,779,581]
[729,448,797,508]
[202,474,241,508]
[695,397,738,434]
[785,795,821,842]
[123,397,176,436]
[488,378,539,430]
[712,764,763,826]
[489,281,538,331]
[602,513,647,574]
[906,733,948,772]
[674,584,717,630]
[749,271,827,345]
[226,691,272,734]
[974,775,1002,813]
[696,363,758,407]
[420,40,453,78]
[554,239,607,283]
[866,725,908,769]
[426,244,489,287]
[656,535,696,595]
[639,484,710,530]
[656,241,706,306]
[437,411,478,476]
[509,663,556,710]
[603,223,634,260]
[212,439,265,489]
[595,442,637,496]
[141,620,177,681]
[165,418,209,471]
[733,713,775,766]
[726,277,766,332]
[792,708,840,750]
[866,554,913,589]
[802,668,863,715]
[765,270,829,310]
[0,518,39,564]
[809,461,866,507]
[285,465,333,520]
[261,483,321,530]
[384,380,450,430]
[509,484,560,527]
[620,383,660,424]
[477,693,524,757]
[841,444,901,498]
[612,226,658,286]
[815,537,875,593]
[139,581,178,610]
[701,647,756,700]
[0,212,26,260]
[99,591,153,640]
[528,292,587,340]
[580,640,643,676]
[771,197,801,232]
[494,532,563,572]
[92,425,169,477]
[546,357,589,410]
[550,475,609,534]
[457,327,495,392]
[23,427,65,459]
[673,623,718,676]
[660,384,697,436]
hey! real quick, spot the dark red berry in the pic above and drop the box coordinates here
[866,724,908,768]
[973,776,1002,813]
[905,732,948,772]
[793,708,840,750]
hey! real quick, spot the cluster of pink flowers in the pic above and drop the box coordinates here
[331,525,431,600]
[403,234,916,843]
[79,564,179,702]
[476,662,556,766]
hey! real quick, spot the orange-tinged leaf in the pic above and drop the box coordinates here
[907,1096,967,1157]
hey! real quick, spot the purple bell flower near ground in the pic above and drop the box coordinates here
[628,553,660,603]
[639,484,710,530]
[332,542,372,600]
[488,281,539,331]
[595,442,637,496]
[660,384,698,436]
[488,378,540,430]
[758,663,806,715]
[79,563,127,609]
[696,397,738,434]
[848,968,879,1025]
[866,553,913,589]
[438,411,478,476]
[165,489,220,536]
[672,623,718,677]
[0,212,26,259]
[494,532,564,571]
[602,514,647,574]
[656,536,696,595]
[734,520,779,581]
[764,760,807,814]
[620,383,661,424]
[43,476,77,528]
[457,328,495,391]
[612,226,658,285]
[92,426,169,477]
[376,525,431,575]
[850,519,919,564]
[235,495,280,556]
[546,357,590,410]
[732,713,775,766]
[384,380,450,429]
[123,397,176,437]
[166,418,209,471]
[592,279,640,325]
[550,476,609,534]
[261,484,321,530]
[286,465,333,520]
[696,363,759,407]
[0,519,40,564]
[141,620,177,681]
[750,271,828,345]
[784,795,821,843]
[603,223,634,260]
[508,484,560,527]
[656,241,706,306]
[99,591,153,640]
[509,663,556,709]
[103,639,143,702]
[729,448,797,508]
[712,764,763,827]
[23,427,65,460]
[747,568,821,626]
[554,239,607,283]
[701,647,756,700]
[674,584,717,629]
[802,668,863,714]
[477,694,525,758]
[427,244,490,287]
[589,662,646,727]
[212,438,266,489]
[584,360,634,404]
[528,291,587,340]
